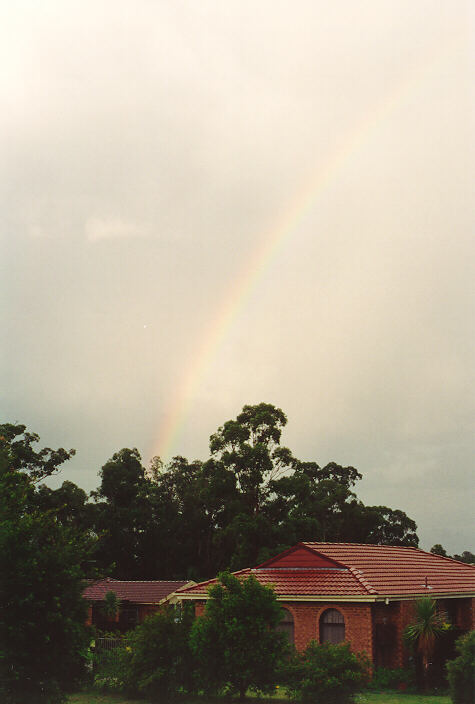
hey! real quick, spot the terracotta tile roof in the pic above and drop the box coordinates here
[178,569,252,597]
[177,543,475,601]
[83,578,190,604]
[301,543,475,596]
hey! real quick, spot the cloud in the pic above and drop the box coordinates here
[85,217,151,242]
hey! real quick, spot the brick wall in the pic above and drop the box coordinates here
[194,601,206,618]
[455,597,475,630]
[138,604,160,621]
[280,601,373,659]
[192,599,372,658]
[191,596,475,666]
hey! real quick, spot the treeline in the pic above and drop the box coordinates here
[430,544,475,564]
[2,403,423,581]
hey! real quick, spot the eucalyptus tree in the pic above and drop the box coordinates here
[0,425,91,704]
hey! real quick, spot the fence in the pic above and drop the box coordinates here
[95,637,125,658]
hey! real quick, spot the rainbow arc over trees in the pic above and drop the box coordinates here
[152,36,457,462]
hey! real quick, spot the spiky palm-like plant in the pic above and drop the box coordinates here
[404,597,446,689]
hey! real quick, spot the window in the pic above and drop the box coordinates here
[276,608,294,644]
[320,608,345,644]
[120,606,139,629]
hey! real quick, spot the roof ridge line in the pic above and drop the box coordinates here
[96,579,188,584]
[348,566,377,594]
[416,549,475,567]
[304,541,419,550]
[179,568,251,593]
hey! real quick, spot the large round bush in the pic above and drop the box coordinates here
[284,640,369,704]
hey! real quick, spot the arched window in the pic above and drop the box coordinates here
[276,608,294,644]
[320,608,345,644]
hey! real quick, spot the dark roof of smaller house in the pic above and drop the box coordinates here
[83,578,190,604]
[178,543,475,601]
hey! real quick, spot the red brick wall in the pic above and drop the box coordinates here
[455,597,474,630]
[138,604,160,622]
[194,601,206,618]
[191,596,475,668]
[279,602,373,659]
[192,599,373,658]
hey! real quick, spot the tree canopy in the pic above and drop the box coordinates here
[190,571,288,698]
[1,405,424,585]
[0,425,92,704]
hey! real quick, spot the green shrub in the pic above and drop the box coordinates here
[123,604,196,699]
[446,630,475,704]
[93,648,130,693]
[190,572,289,698]
[283,640,369,704]
[368,666,414,690]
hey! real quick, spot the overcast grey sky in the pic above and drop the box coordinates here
[1,0,473,554]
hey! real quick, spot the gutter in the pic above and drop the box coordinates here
[176,591,475,603]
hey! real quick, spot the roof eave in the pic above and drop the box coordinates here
[176,591,475,603]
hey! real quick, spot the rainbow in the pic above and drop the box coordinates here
[152,36,458,462]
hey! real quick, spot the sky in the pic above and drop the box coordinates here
[1,0,473,554]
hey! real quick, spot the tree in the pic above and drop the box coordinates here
[0,427,92,704]
[91,448,152,579]
[361,506,418,546]
[210,403,295,516]
[123,605,196,698]
[190,571,288,698]
[430,544,448,557]
[268,463,418,547]
[33,480,90,532]
[452,550,475,564]
[404,597,447,691]
[446,630,475,704]
[90,402,420,579]
[0,422,75,483]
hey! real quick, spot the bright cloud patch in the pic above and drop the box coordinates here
[85,218,150,242]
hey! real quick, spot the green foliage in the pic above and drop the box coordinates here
[368,667,415,691]
[101,592,121,620]
[283,640,369,704]
[446,630,475,704]
[121,605,196,698]
[404,599,447,663]
[93,648,129,693]
[0,429,92,704]
[2,403,421,590]
[190,571,288,698]
[452,551,475,564]
[404,598,447,692]
[430,544,448,557]
[0,422,75,483]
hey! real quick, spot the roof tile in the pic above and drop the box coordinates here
[178,543,475,599]
[83,579,190,603]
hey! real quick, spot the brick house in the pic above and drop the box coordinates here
[176,543,475,667]
[83,578,193,631]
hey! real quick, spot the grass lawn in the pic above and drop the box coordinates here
[69,692,451,704]
[356,694,451,704]
[68,694,144,704]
